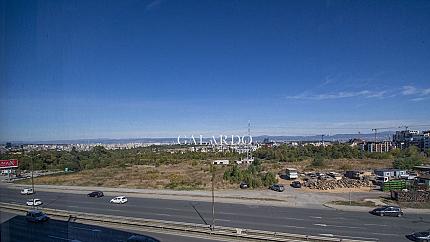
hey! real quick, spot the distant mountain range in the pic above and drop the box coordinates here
[5,131,396,144]
[256,131,395,142]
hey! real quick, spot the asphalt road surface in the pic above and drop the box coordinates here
[0,211,217,242]
[1,187,429,242]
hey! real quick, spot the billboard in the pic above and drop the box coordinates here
[0,159,19,169]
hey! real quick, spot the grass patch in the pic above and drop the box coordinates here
[331,200,376,207]
[398,202,430,209]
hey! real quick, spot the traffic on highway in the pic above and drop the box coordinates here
[1,185,429,242]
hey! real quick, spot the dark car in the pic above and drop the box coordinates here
[127,235,160,242]
[370,205,403,217]
[269,184,285,192]
[26,210,49,223]
[406,231,430,242]
[239,181,249,189]
[87,191,104,197]
[291,181,301,188]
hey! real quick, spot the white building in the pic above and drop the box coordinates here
[212,160,229,165]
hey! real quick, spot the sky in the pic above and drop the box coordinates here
[1,0,430,142]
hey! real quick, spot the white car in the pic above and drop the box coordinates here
[110,196,128,204]
[26,199,43,206]
[21,188,34,195]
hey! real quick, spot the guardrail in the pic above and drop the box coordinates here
[0,202,375,242]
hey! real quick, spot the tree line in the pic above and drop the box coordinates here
[1,143,428,172]
[254,144,429,169]
[0,145,241,171]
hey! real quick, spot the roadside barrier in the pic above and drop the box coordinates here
[0,202,376,242]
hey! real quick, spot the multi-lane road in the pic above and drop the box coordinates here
[0,186,428,242]
[0,210,215,242]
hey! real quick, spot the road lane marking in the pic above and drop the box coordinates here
[216,219,231,222]
[334,235,379,240]
[314,223,327,227]
[62,205,123,212]
[313,223,361,229]
[72,226,102,232]
[320,233,378,241]
[282,225,306,229]
[48,235,69,241]
[155,213,172,216]
[364,223,388,227]
[371,232,400,237]
[283,217,306,221]
[310,216,322,219]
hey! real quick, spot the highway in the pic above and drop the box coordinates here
[1,186,428,242]
[0,211,214,242]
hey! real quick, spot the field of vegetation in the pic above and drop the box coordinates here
[5,144,430,190]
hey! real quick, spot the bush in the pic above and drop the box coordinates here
[393,146,427,169]
[311,156,325,167]
[223,162,275,188]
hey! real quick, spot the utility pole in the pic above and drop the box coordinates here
[31,154,35,208]
[211,164,215,231]
[247,120,251,161]
[371,128,378,142]
[321,134,325,147]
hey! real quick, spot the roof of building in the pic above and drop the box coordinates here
[374,168,405,172]
[418,174,430,180]
[414,165,430,171]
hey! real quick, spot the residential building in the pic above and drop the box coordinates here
[424,136,430,150]
[374,169,407,179]
[362,141,395,153]
[393,130,426,150]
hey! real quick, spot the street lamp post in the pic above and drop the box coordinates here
[211,164,215,231]
[31,155,35,208]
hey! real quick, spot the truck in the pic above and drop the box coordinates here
[285,168,298,180]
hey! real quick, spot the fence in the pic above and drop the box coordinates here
[381,180,408,191]
[0,202,375,242]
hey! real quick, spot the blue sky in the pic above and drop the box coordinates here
[1,0,430,141]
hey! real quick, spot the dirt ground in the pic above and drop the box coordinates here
[19,162,236,190]
[21,158,391,191]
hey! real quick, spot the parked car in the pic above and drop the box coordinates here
[406,231,430,241]
[21,188,34,195]
[127,235,160,242]
[26,199,43,206]
[291,181,301,188]
[269,184,285,192]
[87,191,104,197]
[370,205,403,217]
[26,210,49,223]
[110,196,128,204]
[239,181,249,189]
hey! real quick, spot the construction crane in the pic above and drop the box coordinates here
[371,126,399,142]
[398,125,409,131]
[371,128,378,142]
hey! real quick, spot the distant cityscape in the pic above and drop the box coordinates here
[1,130,429,153]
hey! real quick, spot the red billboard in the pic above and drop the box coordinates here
[0,159,19,169]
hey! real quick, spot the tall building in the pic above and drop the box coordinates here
[362,141,395,153]
[393,130,428,150]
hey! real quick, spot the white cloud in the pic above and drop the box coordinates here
[144,0,163,12]
[287,90,387,100]
[401,85,430,101]
[401,86,418,95]
[288,84,430,101]
[402,85,430,96]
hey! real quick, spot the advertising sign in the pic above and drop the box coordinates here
[0,159,19,169]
